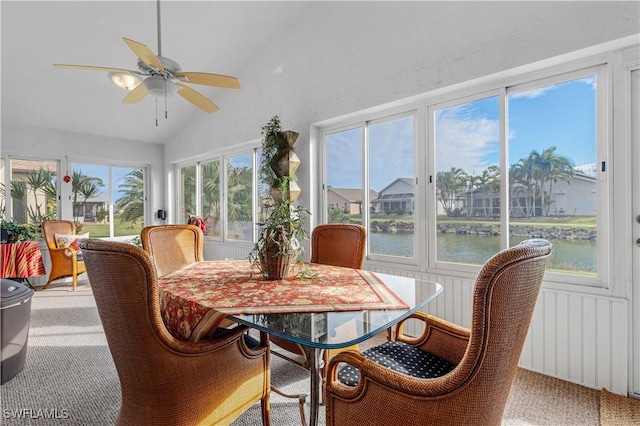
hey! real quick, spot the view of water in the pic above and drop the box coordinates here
[370,232,597,273]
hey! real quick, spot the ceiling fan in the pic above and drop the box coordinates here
[53,0,240,124]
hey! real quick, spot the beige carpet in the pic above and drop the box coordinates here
[503,368,600,425]
[600,388,640,425]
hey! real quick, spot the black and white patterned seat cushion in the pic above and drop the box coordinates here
[337,341,456,387]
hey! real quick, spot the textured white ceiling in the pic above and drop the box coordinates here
[1,1,311,144]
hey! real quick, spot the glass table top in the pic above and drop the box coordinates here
[230,273,442,349]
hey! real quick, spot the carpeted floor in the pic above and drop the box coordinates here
[600,388,640,425]
[1,281,637,425]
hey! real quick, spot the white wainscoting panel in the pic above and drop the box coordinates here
[368,266,629,394]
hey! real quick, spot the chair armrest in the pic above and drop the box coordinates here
[48,247,79,262]
[395,311,470,365]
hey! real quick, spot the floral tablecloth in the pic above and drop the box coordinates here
[1,241,46,279]
[158,260,409,341]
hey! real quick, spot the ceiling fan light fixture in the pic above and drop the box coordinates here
[142,75,178,97]
[108,72,141,91]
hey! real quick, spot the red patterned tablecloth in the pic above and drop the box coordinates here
[1,241,46,279]
[158,260,409,341]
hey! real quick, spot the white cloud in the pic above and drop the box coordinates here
[435,108,499,175]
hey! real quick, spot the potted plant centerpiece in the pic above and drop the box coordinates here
[250,116,311,280]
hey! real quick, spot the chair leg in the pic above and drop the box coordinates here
[261,396,272,426]
[271,386,307,426]
[42,278,53,289]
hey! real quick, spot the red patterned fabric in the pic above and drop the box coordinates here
[1,241,46,278]
[158,260,409,341]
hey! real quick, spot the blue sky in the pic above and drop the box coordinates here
[436,75,596,176]
[327,75,597,191]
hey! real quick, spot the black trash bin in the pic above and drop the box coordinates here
[1,278,34,384]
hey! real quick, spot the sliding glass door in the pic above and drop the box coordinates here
[71,162,146,238]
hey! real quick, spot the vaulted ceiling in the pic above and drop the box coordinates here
[1,1,311,144]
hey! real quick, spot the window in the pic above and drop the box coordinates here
[225,153,253,241]
[507,73,601,278]
[324,113,417,261]
[71,163,146,238]
[200,160,221,237]
[434,95,500,266]
[321,63,607,285]
[2,157,58,225]
[432,66,606,282]
[179,165,196,223]
[177,149,257,244]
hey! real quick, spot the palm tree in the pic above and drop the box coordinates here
[510,151,545,217]
[201,161,220,219]
[476,166,500,218]
[180,165,197,221]
[115,169,144,227]
[24,167,55,224]
[227,164,253,223]
[71,170,104,223]
[436,167,467,217]
[538,147,574,216]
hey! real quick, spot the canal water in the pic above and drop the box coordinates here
[370,232,596,273]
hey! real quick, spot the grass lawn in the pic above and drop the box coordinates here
[78,221,143,238]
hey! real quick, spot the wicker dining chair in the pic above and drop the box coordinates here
[79,238,271,426]
[140,224,203,277]
[42,220,87,291]
[310,223,366,269]
[270,224,367,376]
[325,238,553,426]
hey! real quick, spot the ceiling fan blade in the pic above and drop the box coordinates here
[122,84,148,104]
[175,72,241,89]
[176,82,219,113]
[122,37,163,72]
[53,64,141,74]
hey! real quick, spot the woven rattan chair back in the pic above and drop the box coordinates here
[79,239,271,426]
[42,220,87,291]
[140,224,203,276]
[310,224,366,269]
[326,239,553,426]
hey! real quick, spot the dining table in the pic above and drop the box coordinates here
[157,260,442,426]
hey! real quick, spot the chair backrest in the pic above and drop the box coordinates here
[440,238,553,424]
[42,220,75,250]
[140,224,203,276]
[310,224,366,269]
[78,238,270,425]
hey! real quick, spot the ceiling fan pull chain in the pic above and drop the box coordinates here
[164,80,168,119]
[155,97,159,127]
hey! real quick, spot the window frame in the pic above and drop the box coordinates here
[175,142,260,249]
[320,108,422,268]
[428,65,608,287]
[318,59,611,288]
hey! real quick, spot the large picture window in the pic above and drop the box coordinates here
[321,64,607,286]
[71,163,146,238]
[177,148,257,244]
[324,113,417,261]
[432,66,606,283]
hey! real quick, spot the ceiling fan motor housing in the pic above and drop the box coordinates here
[139,56,181,96]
